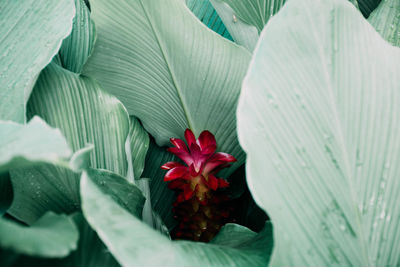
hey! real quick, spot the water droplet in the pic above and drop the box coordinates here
[339,225,346,231]
[232,15,237,23]
[380,211,386,219]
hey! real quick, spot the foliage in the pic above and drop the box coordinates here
[1,0,399,266]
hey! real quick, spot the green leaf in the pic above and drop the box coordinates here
[186,0,233,40]
[210,0,259,52]
[10,213,120,267]
[142,140,177,230]
[56,0,96,73]
[126,116,150,180]
[83,0,250,174]
[358,0,382,17]
[220,0,287,33]
[8,63,132,224]
[237,0,400,265]
[368,0,400,46]
[0,116,72,172]
[0,212,78,258]
[0,0,75,122]
[0,173,12,215]
[81,170,272,266]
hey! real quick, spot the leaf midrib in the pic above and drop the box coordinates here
[138,0,196,134]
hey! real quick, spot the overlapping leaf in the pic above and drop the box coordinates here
[0,0,75,122]
[237,0,400,265]
[8,63,133,224]
[83,0,250,175]
[186,0,233,40]
[56,0,96,73]
[368,0,400,46]
[81,170,272,266]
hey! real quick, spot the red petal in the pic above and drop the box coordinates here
[207,174,219,191]
[210,152,236,163]
[170,138,188,151]
[168,179,185,189]
[161,161,183,170]
[164,166,188,181]
[197,130,216,152]
[218,178,229,188]
[183,184,194,200]
[184,129,196,146]
[167,147,193,166]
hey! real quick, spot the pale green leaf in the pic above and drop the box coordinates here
[237,0,400,265]
[83,0,250,174]
[368,0,400,46]
[8,63,132,224]
[0,0,75,122]
[0,212,78,258]
[0,116,71,173]
[126,117,149,181]
[81,170,272,266]
[210,0,259,52]
[56,0,96,73]
[186,0,233,40]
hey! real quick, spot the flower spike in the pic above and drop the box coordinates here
[161,129,236,242]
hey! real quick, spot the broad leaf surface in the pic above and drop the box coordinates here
[8,63,134,224]
[237,0,400,265]
[83,0,250,174]
[0,0,74,122]
[368,0,400,46]
[186,0,233,40]
[56,0,96,73]
[0,212,78,258]
[0,117,71,172]
[81,170,272,266]
[210,0,259,52]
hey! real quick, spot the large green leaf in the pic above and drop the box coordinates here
[0,117,71,172]
[81,169,272,266]
[0,0,75,122]
[210,0,259,52]
[8,63,134,224]
[56,0,96,73]
[0,212,78,258]
[368,0,400,46]
[186,0,233,40]
[237,0,400,265]
[83,0,250,174]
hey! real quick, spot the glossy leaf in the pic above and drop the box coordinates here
[142,141,177,230]
[56,0,96,73]
[210,0,259,51]
[83,0,250,174]
[0,0,75,122]
[126,117,150,181]
[237,0,400,265]
[0,117,71,173]
[0,212,78,258]
[8,63,131,224]
[186,0,233,40]
[81,170,272,266]
[368,0,400,46]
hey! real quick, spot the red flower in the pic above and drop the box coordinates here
[161,129,236,204]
